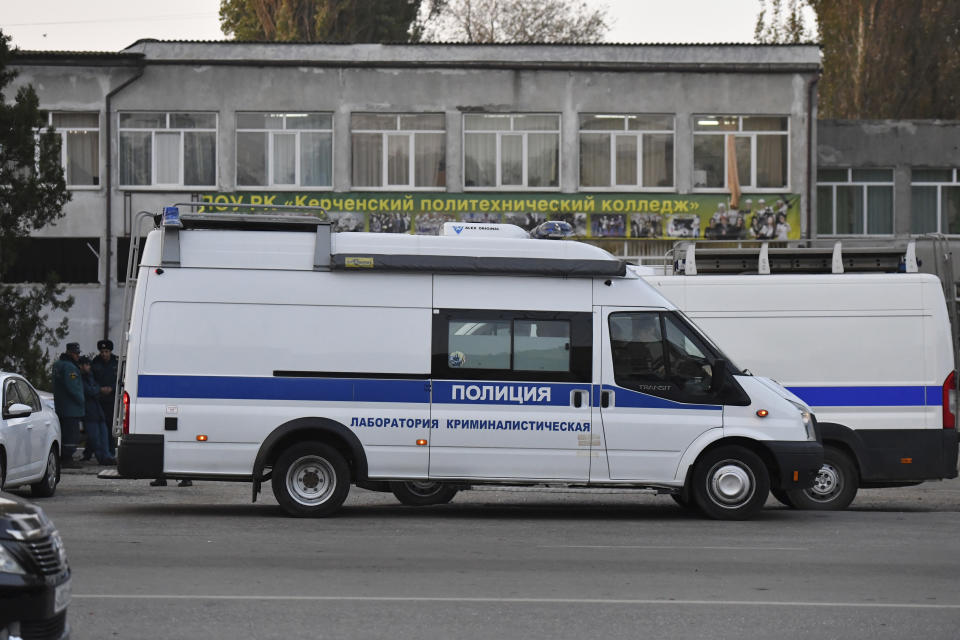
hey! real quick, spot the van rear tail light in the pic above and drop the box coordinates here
[122,391,130,434]
[943,371,956,430]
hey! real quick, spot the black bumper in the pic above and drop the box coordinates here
[117,434,164,478]
[0,570,70,639]
[764,441,824,491]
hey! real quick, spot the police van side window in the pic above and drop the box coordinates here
[448,320,512,370]
[434,310,590,382]
[609,312,717,404]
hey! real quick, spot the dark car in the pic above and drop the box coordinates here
[0,493,69,640]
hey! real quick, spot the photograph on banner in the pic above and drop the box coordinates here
[198,192,801,239]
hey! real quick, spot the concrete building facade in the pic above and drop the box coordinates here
[8,41,824,353]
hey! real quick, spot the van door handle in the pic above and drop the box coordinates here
[572,390,584,408]
[601,390,611,408]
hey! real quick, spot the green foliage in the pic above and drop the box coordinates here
[754,0,815,44]
[419,0,608,43]
[0,30,72,385]
[809,0,960,119]
[220,0,426,42]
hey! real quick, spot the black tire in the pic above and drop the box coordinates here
[770,488,795,508]
[31,447,59,498]
[785,446,858,510]
[390,481,458,506]
[0,450,5,492]
[670,493,697,510]
[271,441,350,517]
[691,445,770,520]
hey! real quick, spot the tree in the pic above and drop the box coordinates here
[0,30,72,386]
[417,0,608,43]
[220,0,428,42]
[756,0,960,119]
[809,0,960,119]
[754,0,815,44]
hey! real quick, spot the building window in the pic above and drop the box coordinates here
[2,238,99,283]
[45,112,99,187]
[463,114,559,190]
[351,114,444,189]
[237,112,332,188]
[579,114,674,189]
[817,168,894,235]
[118,112,217,187]
[911,168,960,235]
[693,115,789,191]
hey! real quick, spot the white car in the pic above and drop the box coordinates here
[0,373,62,497]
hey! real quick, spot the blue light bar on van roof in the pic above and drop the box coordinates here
[162,206,183,228]
[531,220,573,239]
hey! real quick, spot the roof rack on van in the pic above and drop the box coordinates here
[158,203,333,270]
[672,240,919,275]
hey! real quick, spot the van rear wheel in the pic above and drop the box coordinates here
[390,481,458,506]
[785,446,858,510]
[691,446,770,520]
[272,442,350,517]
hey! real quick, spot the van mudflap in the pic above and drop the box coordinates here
[117,434,164,478]
[764,441,824,491]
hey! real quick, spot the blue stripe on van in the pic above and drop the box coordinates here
[138,375,430,403]
[787,385,940,407]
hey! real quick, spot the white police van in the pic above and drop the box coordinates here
[116,208,822,520]
[645,273,959,509]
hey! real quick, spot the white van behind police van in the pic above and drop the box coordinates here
[115,209,822,520]
[644,273,959,509]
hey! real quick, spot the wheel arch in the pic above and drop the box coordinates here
[679,435,778,489]
[815,422,864,481]
[252,417,368,501]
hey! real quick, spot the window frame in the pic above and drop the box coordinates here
[44,111,101,190]
[462,113,561,191]
[235,111,334,191]
[910,168,960,235]
[350,113,446,191]
[692,115,790,193]
[577,114,675,191]
[432,309,591,383]
[817,167,896,237]
[117,111,219,189]
[608,310,736,406]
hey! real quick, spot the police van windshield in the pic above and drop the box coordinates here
[672,311,746,375]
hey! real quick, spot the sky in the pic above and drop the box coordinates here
[1,0,814,52]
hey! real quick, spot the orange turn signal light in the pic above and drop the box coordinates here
[196,434,208,442]
[900,457,913,464]
[416,439,428,446]
[793,470,799,482]
[756,409,769,418]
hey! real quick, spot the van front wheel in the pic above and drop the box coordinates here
[691,446,770,520]
[785,447,858,510]
[390,481,458,506]
[272,442,350,517]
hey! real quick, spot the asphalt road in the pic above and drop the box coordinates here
[15,465,960,640]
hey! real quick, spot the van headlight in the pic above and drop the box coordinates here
[801,411,816,441]
[0,544,26,575]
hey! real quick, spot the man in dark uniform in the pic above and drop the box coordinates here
[52,342,84,469]
[91,338,119,457]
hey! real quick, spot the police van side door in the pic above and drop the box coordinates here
[597,307,723,482]
[429,309,593,481]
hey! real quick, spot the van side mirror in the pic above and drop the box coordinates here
[710,359,729,394]
[3,403,33,419]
